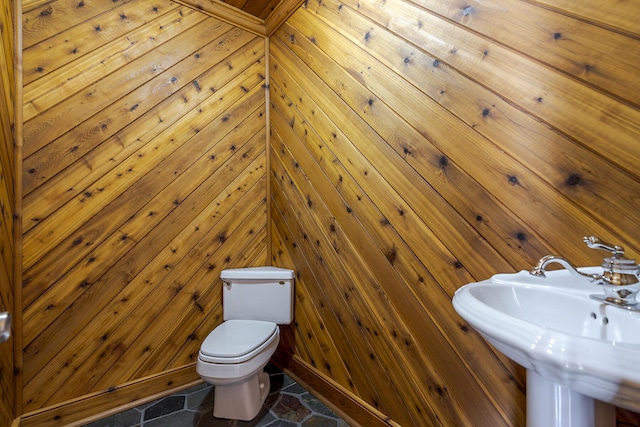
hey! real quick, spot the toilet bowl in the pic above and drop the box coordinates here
[197,320,280,420]
[196,266,294,421]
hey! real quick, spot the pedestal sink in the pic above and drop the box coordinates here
[453,268,640,427]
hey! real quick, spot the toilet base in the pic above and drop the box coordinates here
[213,370,270,421]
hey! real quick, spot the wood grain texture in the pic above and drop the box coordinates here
[20,0,268,419]
[276,354,401,427]
[6,0,640,425]
[0,0,17,424]
[172,0,265,35]
[264,0,304,35]
[21,365,202,427]
[269,0,640,425]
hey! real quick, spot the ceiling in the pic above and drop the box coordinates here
[222,0,284,20]
[178,0,304,36]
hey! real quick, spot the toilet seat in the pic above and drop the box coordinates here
[199,319,278,364]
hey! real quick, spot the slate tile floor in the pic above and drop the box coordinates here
[83,364,350,427]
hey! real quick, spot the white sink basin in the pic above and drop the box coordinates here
[453,268,640,426]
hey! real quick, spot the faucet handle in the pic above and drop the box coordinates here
[583,236,625,259]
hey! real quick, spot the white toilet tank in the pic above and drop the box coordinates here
[221,266,294,324]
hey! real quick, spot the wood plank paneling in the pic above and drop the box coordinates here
[10,0,640,425]
[270,0,640,425]
[297,0,639,258]
[0,0,17,424]
[411,0,640,106]
[269,85,524,423]
[20,365,202,427]
[20,0,268,421]
[23,0,179,86]
[173,0,265,35]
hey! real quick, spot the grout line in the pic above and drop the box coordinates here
[84,365,348,427]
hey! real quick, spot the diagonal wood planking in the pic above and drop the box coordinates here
[21,0,268,412]
[269,0,640,425]
[10,0,640,424]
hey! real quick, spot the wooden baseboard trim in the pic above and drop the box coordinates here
[19,356,398,427]
[20,365,201,427]
[273,353,398,427]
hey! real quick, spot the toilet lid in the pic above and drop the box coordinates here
[200,319,277,359]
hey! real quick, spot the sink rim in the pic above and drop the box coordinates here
[465,279,640,346]
[452,268,640,411]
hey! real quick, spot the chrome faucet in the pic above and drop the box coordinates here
[530,255,602,281]
[530,236,640,311]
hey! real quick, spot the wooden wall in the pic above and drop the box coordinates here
[20,0,268,424]
[0,0,17,424]
[269,0,640,425]
[9,0,640,425]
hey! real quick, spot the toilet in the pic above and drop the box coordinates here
[196,266,294,421]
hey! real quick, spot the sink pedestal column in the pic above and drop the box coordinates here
[527,371,615,427]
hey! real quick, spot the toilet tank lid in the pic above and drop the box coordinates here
[220,266,294,280]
